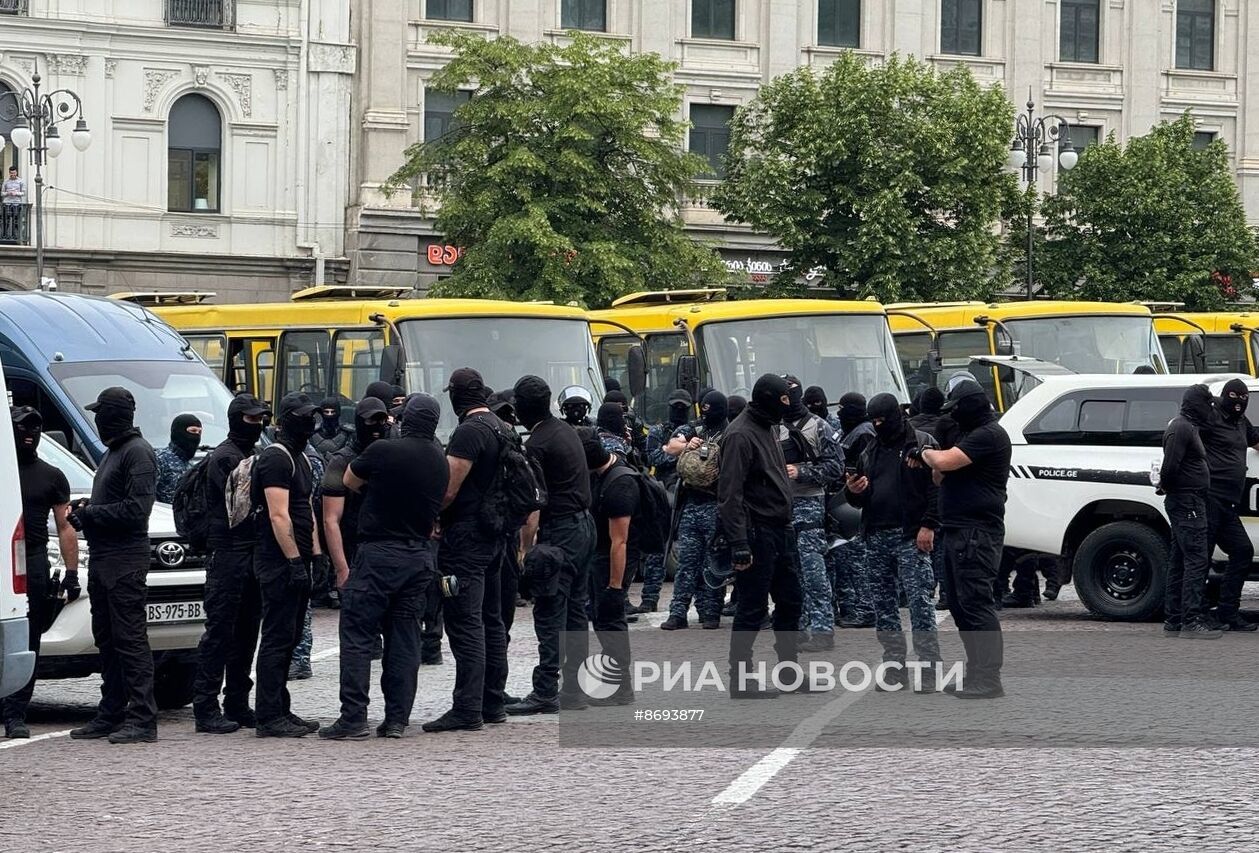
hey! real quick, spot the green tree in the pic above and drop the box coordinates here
[1038,115,1257,309]
[711,53,1019,302]
[385,32,726,306]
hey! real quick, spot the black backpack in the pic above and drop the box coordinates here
[599,464,671,556]
[171,455,214,553]
[478,422,548,536]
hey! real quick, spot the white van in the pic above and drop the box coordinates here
[0,364,34,699]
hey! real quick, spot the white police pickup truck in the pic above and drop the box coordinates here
[1000,373,1259,621]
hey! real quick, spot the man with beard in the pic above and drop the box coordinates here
[252,392,325,737]
[1201,378,1259,632]
[423,368,510,733]
[311,396,353,459]
[506,376,595,715]
[155,414,203,503]
[322,398,390,591]
[845,393,941,690]
[660,390,730,631]
[68,388,159,743]
[320,395,448,740]
[778,376,844,652]
[3,408,76,739]
[718,375,801,698]
[192,394,270,734]
[919,379,1011,699]
[832,392,876,628]
[630,389,693,615]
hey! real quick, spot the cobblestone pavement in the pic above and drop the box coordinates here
[4,582,1259,852]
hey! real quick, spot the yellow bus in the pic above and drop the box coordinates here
[1153,311,1259,376]
[887,300,1166,411]
[131,286,604,439]
[589,290,907,423]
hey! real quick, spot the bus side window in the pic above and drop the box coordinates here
[333,329,385,409]
[277,331,331,401]
[598,336,635,397]
[255,347,275,405]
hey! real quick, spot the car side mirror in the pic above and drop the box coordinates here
[627,345,647,400]
[1186,335,1206,372]
[928,348,943,372]
[676,354,700,401]
[379,344,404,386]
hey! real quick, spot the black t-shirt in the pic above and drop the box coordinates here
[206,441,252,550]
[18,457,70,557]
[321,444,365,554]
[253,443,315,561]
[350,435,448,542]
[938,420,1011,531]
[1202,413,1259,504]
[444,412,503,525]
[525,416,591,521]
[592,462,641,564]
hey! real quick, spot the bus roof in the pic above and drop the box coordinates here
[1154,311,1259,335]
[154,297,591,333]
[591,297,887,335]
[887,300,1153,333]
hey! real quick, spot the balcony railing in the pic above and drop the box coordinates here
[0,0,29,14]
[166,0,234,29]
[0,204,30,246]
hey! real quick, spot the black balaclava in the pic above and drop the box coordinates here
[88,387,137,447]
[1220,378,1250,420]
[838,392,867,435]
[354,397,390,450]
[867,393,905,445]
[364,381,395,407]
[749,374,791,425]
[391,385,406,408]
[605,390,629,411]
[488,390,517,426]
[803,386,828,420]
[11,407,42,464]
[596,401,625,437]
[514,376,553,429]
[447,367,489,419]
[782,375,807,421]
[701,390,728,431]
[318,396,342,437]
[947,381,994,432]
[582,433,612,470]
[170,413,203,460]
[276,392,317,451]
[227,394,268,450]
[401,393,441,441]
[1182,384,1215,427]
[604,377,622,394]
[919,387,945,416]
[728,395,747,421]
[667,390,693,427]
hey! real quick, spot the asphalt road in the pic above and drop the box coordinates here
[3,582,1257,852]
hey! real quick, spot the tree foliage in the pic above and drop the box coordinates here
[1037,115,1257,309]
[385,32,726,306]
[712,53,1019,302]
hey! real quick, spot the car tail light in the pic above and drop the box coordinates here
[12,517,26,596]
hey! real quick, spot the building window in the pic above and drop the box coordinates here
[689,104,735,179]
[562,0,606,31]
[692,0,736,40]
[1059,0,1099,63]
[0,0,29,15]
[168,94,222,213]
[426,0,473,22]
[424,89,472,143]
[1176,0,1215,71]
[1193,130,1217,150]
[818,0,860,48]
[940,0,981,56]
[1068,126,1100,152]
[165,0,233,29]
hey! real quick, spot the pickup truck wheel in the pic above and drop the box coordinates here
[1072,522,1167,622]
[153,656,197,710]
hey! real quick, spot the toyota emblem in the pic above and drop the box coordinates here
[156,541,186,568]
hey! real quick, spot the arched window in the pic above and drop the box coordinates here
[168,93,221,213]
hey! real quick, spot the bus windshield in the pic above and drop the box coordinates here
[699,314,907,404]
[399,317,603,438]
[1003,316,1165,375]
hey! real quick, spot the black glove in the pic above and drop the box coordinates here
[66,510,84,532]
[311,554,331,591]
[731,542,753,570]
[287,557,310,587]
[61,570,81,603]
[903,444,925,464]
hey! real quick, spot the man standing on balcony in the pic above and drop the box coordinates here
[2,166,25,239]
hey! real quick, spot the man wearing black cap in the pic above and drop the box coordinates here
[718,374,802,698]
[631,389,693,614]
[507,375,596,715]
[155,413,203,504]
[918,379,1010,699]
[321,398,389,598]
[423,367,511,732]
[311,396,353,459]
[3,407,76,739]
[193,394,270,734]
[1201,378,1259,631]
[252,392,324,737]
[68,388,160,744]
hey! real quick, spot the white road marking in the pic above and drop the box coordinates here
[0,729,71,750]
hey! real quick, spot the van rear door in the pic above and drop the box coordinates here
[0,362,34,698]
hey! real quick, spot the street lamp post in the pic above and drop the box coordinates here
[0,63,92,289]
[1007,89,1077,300]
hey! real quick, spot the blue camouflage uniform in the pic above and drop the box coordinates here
[291,446,326,672]
[831,422,877,625]
[599,429,632,457]
[665,422,724,625]
[865,529,940,664]
[154,444,193,504]
[638,421,681,607]
[779,414,845,636]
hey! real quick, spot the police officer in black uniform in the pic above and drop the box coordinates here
[1202,378,1259,631]
[68,387,160,744]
